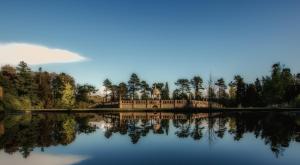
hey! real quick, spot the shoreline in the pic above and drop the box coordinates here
[2,107,300,113]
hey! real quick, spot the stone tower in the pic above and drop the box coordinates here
[151,85,161,100]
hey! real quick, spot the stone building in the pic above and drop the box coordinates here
[151,85,161,100]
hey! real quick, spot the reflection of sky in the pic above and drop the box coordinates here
[0,151,87,165]
[20,120,300,165]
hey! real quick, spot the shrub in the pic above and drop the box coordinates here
[19,96,32,110]
[2,94,32,110]
[3,94,22,110]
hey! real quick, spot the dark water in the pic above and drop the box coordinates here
[0,111,299,165]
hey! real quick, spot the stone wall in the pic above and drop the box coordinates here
[119,99,215,109]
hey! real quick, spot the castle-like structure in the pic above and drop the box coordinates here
[119,85,221,109]
[119,99,212,109]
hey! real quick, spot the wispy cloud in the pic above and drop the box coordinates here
[0,43,87,65]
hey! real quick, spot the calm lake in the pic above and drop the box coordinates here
[0,111,299,165]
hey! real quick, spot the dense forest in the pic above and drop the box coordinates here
[0,61,97,110]
[0,61,300,110]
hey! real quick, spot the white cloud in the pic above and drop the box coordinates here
[0,151,88,165]
[0,43,87,65]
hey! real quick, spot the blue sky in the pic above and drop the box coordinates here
[0,0,300,90]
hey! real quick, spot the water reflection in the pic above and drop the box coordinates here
[0,113,96,158]
[0,151,87,165]
[0,111,299,159]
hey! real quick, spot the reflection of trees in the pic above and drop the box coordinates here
[1,112,299,158]
[61,118,76,145]
[216,115,227,138]
[0,113,97,158]
[103,112,300,158]
[191,119,204,140]
[175,119,191,138]
[76,116,97,134]
[230,112,300,157]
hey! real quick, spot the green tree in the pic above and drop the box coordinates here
[76,84,96,103]
[261,63,294,106]
[215,78,227,101]
[161,82,170,100]
[270,63,284,104]
[244,84,258,107]
[52,73,75,108]
[103,79,112,102]
[254,78,264,106]
[228,81,236,100]
[34,68,53,108]
[0,65,18,95]
[172,89,181,99]
[16,61,36,100]
[128,73,141,100]
[281,68,294,103]
[140,80,150,99]
[61,83,75,108]
[233,75,246,107]
[118,82,128,99]
[175,79,191,100]
[111,85,119,102]
[190,76,203,100]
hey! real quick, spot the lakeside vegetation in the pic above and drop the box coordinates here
[0,61,300,111]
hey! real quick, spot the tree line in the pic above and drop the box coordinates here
[103,63,300,108]
[0,61,300,110]
[0,61,97,110]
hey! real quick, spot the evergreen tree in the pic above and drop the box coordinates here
[190,76,203,100]
[215,78,227,100]
[128,73,141,100]
[118,82,128,99]
[103,79,112,102]
[175,79,191,100]
[140,80,150,99]
[16,61,35,97]
[233,75,246,107]
[111,85,119,101]
[161,82,170,100]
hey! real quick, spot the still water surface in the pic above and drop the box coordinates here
[0,111,299,165]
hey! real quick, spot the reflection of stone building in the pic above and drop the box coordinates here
[0,86,3,99]
[118,112,215,120]
[0,122,4,136]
